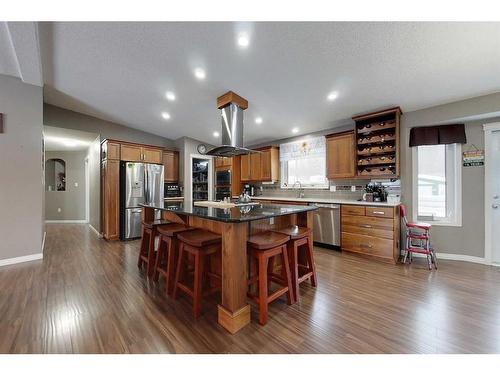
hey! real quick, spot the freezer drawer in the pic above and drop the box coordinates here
[124,208,143,240]
[310,203,340,247]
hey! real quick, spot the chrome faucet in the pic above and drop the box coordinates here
[293,181,305,198]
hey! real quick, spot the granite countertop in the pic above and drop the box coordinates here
[249,196,401,207]
[141,200,317,223]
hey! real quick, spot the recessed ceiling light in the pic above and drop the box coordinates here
[165,91,176,101]
[327,91,338,101]
[213,131,220,138]
[237,33,250,48]
[194,68,206,80]
[161,112,171,120]
[255,117,263,124]
[292,127,299,134]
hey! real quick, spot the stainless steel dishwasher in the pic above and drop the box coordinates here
[309,203,340,247]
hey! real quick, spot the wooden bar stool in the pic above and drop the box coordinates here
[153,223,195,295]
[247,231,294,325]
[273,225,317,302]
[172,229,222,318]
[137,219,168,278]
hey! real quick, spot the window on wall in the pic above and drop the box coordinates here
[280,136,328,189]
[412,144,462,226]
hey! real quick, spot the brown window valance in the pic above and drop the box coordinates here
[409,124,466,147]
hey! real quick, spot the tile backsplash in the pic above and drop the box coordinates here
[254,179,401,201]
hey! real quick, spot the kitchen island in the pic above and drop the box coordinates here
[141,200,317,334]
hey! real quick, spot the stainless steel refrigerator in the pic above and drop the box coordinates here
[120,161,164,240]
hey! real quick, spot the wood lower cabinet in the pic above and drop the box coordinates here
[163,151,179,182]
[341,204,400,264]
[326,131,356,179]
[101,159,120,240]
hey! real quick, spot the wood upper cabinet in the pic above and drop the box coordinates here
[120,144,142,162]
[215,157,233,169]
[240,147,279,182]
[326,131,356,179]
[120,144,163,164]
[259,147,279,182]
[250,152,261,181]
[142,147,162,164]
[101,140,120,160]
[163,150,179,182]
[240,154,250,181]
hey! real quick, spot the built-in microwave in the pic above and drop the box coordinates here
[215,169,231,186]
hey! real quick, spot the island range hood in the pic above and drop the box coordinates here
[206,91,256,157]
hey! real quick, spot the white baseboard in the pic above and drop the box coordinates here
[0,253,43,267]
[45,220,88,224]
[408,252,486,264]
[89,224,103,238]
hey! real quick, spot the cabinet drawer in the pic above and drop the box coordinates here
[341,225,393,240]
[365,206,394,218]
[342,205,365,216]
[341,215,393,230]
[341,232,394,258]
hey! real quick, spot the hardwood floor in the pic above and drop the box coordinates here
[1,224,500,353]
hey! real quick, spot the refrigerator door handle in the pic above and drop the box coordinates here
[144,167,149,204]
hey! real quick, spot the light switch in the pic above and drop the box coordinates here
[330,185,336,192]
[74,182,78,187]
[57,208,62,213]
[351,185,356,192]
[270,217,275,225]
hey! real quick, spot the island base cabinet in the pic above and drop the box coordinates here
[341,205,400,264]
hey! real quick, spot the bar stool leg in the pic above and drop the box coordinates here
[153,235,167,282]
[165,237,177,295]
[193,251,205,318]
[172,242,185,300]
[146,229,157,277]
[305,235,317,287]
[258,254,269,325]
[281,245,294,305]
[138,227,149,268]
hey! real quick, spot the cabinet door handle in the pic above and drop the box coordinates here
[373,211,385,215]
[360,224,372,228]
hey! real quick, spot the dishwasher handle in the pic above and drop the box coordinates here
[309,203,340,209]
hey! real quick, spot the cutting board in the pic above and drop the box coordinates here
[194,201,238,209]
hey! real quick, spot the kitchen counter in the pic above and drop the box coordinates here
[250,196,400,207]
[141,200,317,223]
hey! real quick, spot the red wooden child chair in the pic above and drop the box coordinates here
[400,204,437,270]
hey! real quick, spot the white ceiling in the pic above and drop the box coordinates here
[29,22,500,145]
[44,125,98,151]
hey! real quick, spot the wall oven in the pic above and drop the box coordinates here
[215,169,231,186]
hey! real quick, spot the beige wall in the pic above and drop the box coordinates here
[87,136,101,232]
[44,104,176,148]
[45,150,87,221]
[0,75,43,261]
[44,104,177,233]
[401,92,500,258]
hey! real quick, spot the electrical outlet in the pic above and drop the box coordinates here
[351,185,356,192]
[57,208,62,213]
[74,182,78,187]
[330,185,336,192]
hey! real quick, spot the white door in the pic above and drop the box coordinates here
[491,130,500,264]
